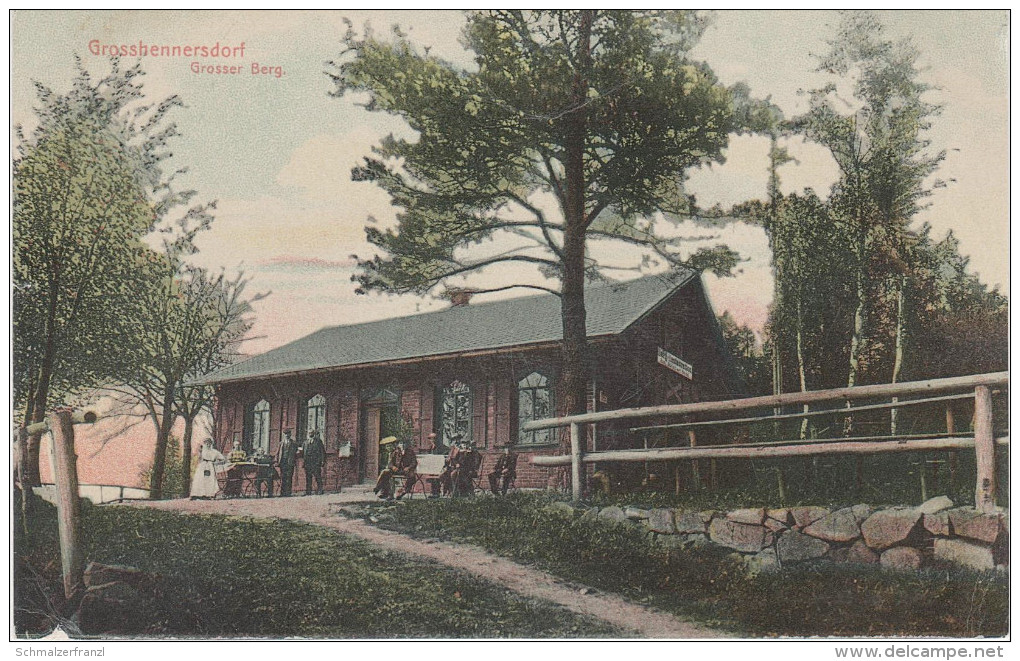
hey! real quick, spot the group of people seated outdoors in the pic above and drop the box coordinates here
[373,432,518,500]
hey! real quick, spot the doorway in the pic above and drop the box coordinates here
[362,404,401,483]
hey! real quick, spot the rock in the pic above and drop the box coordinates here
[727,508,766,525]
[708,518,770,553]
[916,495,954,514]
[934,538,996,571]
[624,507,649,520]
[803,506,864,542]
[744,548,781,575]
[861,507,923,551]
[776,529,830,562]
[766,508,792,525]
[764,518,789,533]
[645,508,676,534]
[675,510,707,534]
[948,509,1003,544]
[84,562,152,590]
[698,510,718,523]
[847,540,880,564]
[579,507,601,522]
[924,512,952,536]
[790,506,830,529]
[880,546,924,570]
[680,533,710,548]
[597,506,628,523]
[546,501,577,517]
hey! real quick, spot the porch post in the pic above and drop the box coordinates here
[570,422,582,501]
[973,385,996,513]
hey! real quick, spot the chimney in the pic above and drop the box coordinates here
[449,290,475,307]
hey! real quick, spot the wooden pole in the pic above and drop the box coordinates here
[973,386,996,513]
[688,430,700,489]
[531,435,994,466]
[49,410,84,599]
[946,404,958,492]
[570,422,582,502]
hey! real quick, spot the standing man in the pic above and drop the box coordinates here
[487,443,518,495]
[276,430,299,496]
[303,430,325,495]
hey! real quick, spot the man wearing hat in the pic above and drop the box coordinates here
[374,438,418,499]
[452,439,482,496]
[436,435,464,496]
[302,430,326,495]
[488,442,518,495]
[276,429,299,496]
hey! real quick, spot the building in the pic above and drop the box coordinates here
[194,271,744,492]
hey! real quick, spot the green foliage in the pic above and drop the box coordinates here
[139,434,186,499]
[13,59,167,415]
[372,494,1007,636]
[14,504,621,638]
[716,312,769,395]
[330,10,755,295]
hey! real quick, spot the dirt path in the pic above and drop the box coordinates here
[125,490,729,639]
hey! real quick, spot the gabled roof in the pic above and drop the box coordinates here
[195,270,699,385]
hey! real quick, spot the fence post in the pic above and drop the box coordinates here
[570,422,582,501]
[974,385,996,513]
[49,410,85,599]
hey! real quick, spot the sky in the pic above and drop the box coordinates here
[11,10,1010,360]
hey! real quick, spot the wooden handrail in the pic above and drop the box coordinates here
[523,371,1008,431]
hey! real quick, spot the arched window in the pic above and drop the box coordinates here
[250,399,271,454]
[305,394,326,440]
[518,372,555,445]
[439,380,472,446]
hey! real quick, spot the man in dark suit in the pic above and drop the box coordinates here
[488,443,518,495]
[276,430,299,496]
[303,430,325,495]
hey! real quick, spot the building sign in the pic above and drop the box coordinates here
[657,347,693,380]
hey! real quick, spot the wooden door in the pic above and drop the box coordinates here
[363,407,381,482]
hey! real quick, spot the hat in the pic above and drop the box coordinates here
[379,436,398,446]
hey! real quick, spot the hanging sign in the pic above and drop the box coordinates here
[657,347,693,380]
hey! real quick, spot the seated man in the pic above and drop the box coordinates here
[487,443,518,495]
[452,441,482,496]
[435,437,464,497]
[252,450,276,497]
[374,440,418,500]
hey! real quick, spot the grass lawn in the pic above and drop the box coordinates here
[14,500,623,638]
[361,492,1008,638]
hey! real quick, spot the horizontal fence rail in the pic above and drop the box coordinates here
[524,372,1008,511]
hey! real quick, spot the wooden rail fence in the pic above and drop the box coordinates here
[526,372,1008,511]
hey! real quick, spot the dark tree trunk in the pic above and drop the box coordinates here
[180,414,195,497]
[558,11,593,491]
[148,390,175,500]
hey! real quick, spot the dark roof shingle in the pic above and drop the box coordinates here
[196,270,698,384]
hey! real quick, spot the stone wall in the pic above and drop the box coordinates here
[551,497,1008,574]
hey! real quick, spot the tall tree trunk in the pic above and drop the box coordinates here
[26,343,57,487]
[796,297,810,439]
[558,10,593,495]
[890,275,907,434]
[148,390,175,500]
[180,414,195,497]
[845,236,869,439]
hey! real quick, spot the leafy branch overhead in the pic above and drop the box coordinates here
[329,10,774,297]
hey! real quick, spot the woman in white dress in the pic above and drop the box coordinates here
[190,439,227,499]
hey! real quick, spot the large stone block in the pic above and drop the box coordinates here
[597,506,628,523]
[675,510,707,534]
[861,507,923,551]
[847,540,880,564]
[934,538,996,571]
[916,495,954,515]
[924,512,952,536]
[766,508,792,525]
[625,506,650,520]
[880,546,924,570]
[802,506,868,543]
[727,508,766,525]
[948,509,1003,544]
[776,529,830,562]
[790,506,830,529]
[709,518,770,553]
[745,547,781,575]
[645,508,676,534]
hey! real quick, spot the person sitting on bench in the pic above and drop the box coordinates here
[487,442,518,495]
[435,436,465,496]
[374,440,418,500]
[452,440,482,496]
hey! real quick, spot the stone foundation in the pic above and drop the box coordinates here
[548,496,1009,574]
